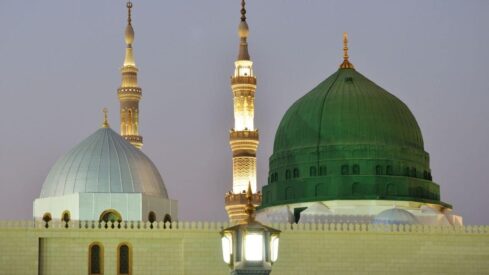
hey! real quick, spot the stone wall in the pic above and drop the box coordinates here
[0,221,488,275]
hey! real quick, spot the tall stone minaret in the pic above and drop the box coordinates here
[118,1,143,149]
[225,0,262,224]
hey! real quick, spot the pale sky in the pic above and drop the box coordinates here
[0,0,488,224]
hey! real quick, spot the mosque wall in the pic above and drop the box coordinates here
[0,221,488,275]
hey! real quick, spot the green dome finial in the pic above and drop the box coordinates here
[340,32,354,69]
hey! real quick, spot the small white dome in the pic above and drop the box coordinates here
[373,208,419,225]
[40,128,168,198]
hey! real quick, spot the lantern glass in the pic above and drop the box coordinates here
[221,233,232,264]
[245,233,263,261]
[271,235,279,262]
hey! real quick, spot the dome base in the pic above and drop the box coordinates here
[256,200,462,226]
[34,193,178,222]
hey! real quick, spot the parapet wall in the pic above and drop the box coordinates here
[0,221,488,275]
[2,220,489,234]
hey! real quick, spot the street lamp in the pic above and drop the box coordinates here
[221,183,281,275]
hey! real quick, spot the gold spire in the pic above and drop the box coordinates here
[237,0,250,61]
[340,32,354,69]
[240,0,246,22]
[102,108,109,128]
[127,1,132,26]
[243,181,256,224]
[124,1,136,66]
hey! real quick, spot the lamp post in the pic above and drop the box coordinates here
[221,183,281,275]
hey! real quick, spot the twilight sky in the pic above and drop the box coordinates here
[0,0,488,224]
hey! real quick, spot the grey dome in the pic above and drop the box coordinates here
[40,127,168,198]
[373,208,419,225]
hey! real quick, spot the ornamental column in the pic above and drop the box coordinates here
[225,0,262,224]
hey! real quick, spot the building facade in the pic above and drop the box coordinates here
[1,1,487,275]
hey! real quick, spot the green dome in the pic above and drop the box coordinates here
[274,69,423,152]
[261,68,450,209]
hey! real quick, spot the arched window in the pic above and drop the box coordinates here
[375,165,383,175]
[42,213,52,228]
[118,243,131,275]
[310,166,317,177]
[148,211,156,223]
[100,210,122,223]
[386,165,393,175]
[89,243,103,275]
[341,165,349,175]
[319,166,327,176]
[352,165,360,175]
[285,169,291,180]
[293,168,300,178]
[273,173,278,182]
[62,211,70,223]
[62,211,71,228]
[163,214,172,224]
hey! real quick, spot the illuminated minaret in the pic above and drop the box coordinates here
[118,1,143,149]
[225,0,262,224]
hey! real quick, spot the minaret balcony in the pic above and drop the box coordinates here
[118,87,142,100]
[230,129,259,141]
[225,191,262,205]
[231,76,257,85]
[123,135,143,144]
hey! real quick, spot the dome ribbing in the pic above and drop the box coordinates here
[261,68,450,209]
[40,127,168,198]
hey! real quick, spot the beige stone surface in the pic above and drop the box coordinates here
[0,221,488,275]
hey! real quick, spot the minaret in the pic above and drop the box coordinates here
[118,1,143,149]
[225,0,262,224]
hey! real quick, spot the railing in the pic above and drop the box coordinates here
[229,130,259,140]
[231,76,257,85]
[1,220,489,234]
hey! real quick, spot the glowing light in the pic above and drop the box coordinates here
[234,60,254,78]
[221,234,232,264]
[233,157,257,193]
[245,233,263,261]
[271,235,279,262]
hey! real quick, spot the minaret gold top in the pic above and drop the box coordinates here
[118,1,143,149]
[340,32,355,69]
[237,0,250,61]
[102,108,109,128]
[124,1,136,67]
